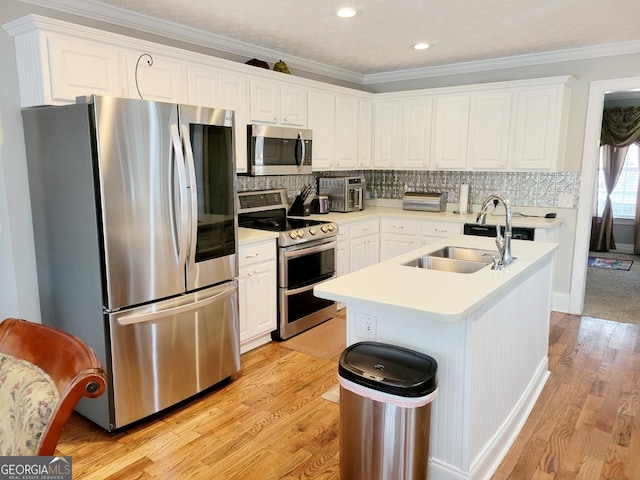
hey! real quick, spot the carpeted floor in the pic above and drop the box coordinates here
[583,250,640,324]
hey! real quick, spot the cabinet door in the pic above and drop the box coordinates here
[433,94,470,169]
[334,95,359,169]
[374,100,401,169]
[126,52,186,103]
[308,90,336,170]
[280,84,307,126]
[468,91,513,170]
[512,87,561,170]
[249,78,279,123]
[238,259,277,351]
[219,72,249,174]
[380,233,417,261]
[337,240,350,277]
[350,235,379,272]
[401,98,434,169]
[358,100,373,168]
[48,37,123,103]
[187,64,220,107]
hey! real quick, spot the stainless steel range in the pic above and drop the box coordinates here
[238,189,338,340]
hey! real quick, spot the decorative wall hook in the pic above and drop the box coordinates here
[135,53,154,99]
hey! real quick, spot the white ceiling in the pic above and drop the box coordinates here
[19,0,640,84]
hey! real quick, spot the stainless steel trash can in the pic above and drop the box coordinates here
[338,341,438,480]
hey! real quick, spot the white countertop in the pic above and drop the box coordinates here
[303,205,563,229]
[238,227,279,245]
[314,234,558,322]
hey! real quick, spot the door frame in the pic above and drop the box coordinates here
[570,76,640,314]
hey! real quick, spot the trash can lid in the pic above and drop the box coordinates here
[338,341,438,398]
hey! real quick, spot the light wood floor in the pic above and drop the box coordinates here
[57,312,640,479]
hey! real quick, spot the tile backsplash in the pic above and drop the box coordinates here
[236,170,580,208]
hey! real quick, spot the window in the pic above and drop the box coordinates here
[596,143,639,219]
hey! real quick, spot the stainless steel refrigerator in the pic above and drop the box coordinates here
[22,95,240,431]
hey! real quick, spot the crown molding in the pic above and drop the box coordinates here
[15,0,640,87]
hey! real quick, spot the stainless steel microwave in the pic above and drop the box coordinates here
[246,125,312,175]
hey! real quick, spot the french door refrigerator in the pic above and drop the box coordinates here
[22,95,240,431]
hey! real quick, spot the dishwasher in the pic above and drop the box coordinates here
[463,223,536,241]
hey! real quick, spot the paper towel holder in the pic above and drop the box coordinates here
[454,184,471,214]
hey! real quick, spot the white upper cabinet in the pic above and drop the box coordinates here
[308,90,373,171]
[468,90,513,170]
[47,36,124,103]
[334,95,359,169]
[512,84,571,171]
[7,16,574,173]
[308,90,336,170]
[401,98,434,169]
[374,100,402,169]
[432,94,470,170]
[249,78,306,126]
[358,100,373,168]
[125,52,187,104]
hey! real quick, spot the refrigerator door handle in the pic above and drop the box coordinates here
[116,282,237,326]
[170,124,189,270]
[180,124,198,266]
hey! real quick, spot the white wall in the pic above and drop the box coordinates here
[1,0,640,320]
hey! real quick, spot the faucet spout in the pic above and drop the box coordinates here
[477,194,514,269]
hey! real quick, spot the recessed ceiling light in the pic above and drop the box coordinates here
[335,7,358,18]
[413,43,431,51]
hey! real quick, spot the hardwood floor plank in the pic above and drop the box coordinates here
[55,313,640,480]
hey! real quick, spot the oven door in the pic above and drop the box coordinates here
[276,237,337,340]
[279,238,336,289]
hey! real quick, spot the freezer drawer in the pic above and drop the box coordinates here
[107,281,240,429]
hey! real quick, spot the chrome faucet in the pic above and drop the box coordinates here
[476,194,514,269]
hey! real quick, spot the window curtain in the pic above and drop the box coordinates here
[596,107,640,253]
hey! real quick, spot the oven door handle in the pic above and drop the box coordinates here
[283,239,337,260]
[285,274,337,297]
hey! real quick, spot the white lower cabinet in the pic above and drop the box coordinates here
[418,220,463,246]
[380,217,418,261]
[348,219,380,272]
[238,239,277,353]
[336,224,351,277]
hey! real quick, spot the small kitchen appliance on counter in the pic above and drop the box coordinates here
[310,195,329,214]
[288,184,315,216]
[238,189,338,340]
[318,176,366,212]
[402,191,447,212]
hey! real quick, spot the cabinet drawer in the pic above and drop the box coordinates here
[336,223,351,241]
[420,221,461,238]
[349,219,380,238]
[380,217,417,235]
[239,241,276,268]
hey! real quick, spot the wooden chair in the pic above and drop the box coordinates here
[0,318,106,456]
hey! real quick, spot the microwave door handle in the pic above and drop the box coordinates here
[180,124,198,266]
[296,131,305,170]
[170,124,189,270]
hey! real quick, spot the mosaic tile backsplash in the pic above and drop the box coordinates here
[237,170,581,209]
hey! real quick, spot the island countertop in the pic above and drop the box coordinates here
[314,234,558,322]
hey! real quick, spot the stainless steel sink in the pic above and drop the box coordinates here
[427,246,496,264]
[402,246,497,274]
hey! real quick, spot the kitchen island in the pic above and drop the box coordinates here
[314,234,558,480]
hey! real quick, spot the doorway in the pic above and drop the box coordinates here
[571,77,640,319]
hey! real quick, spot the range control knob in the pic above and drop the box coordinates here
[289,231,298,239]
[321,224,329,233]
[309,227,317,235]
[327,223,336,232]
[297,229,305,238]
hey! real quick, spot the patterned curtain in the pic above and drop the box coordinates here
[597,107,640,253]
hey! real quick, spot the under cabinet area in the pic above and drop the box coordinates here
[238,239,277,353]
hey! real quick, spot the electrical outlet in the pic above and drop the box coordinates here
[557,193,574,208]
[356,313,376,338]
